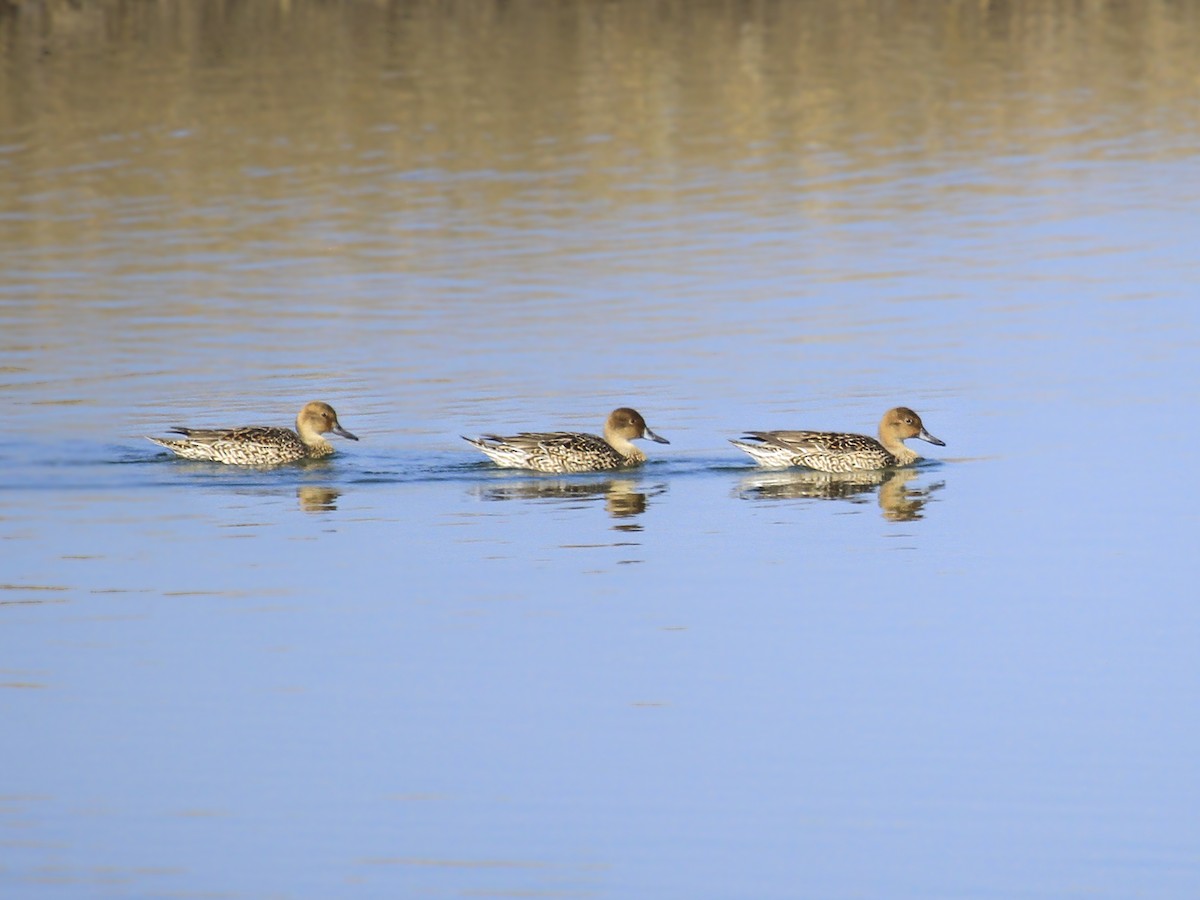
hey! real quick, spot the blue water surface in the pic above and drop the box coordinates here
[2,2,1199,898]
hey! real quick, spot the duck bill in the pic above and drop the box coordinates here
[333,425,359,441]
[643,426,670,445]
[918,427,945,447]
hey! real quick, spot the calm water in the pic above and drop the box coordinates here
[2,1,1199,897]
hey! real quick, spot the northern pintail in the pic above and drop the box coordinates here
[731,406,944,472]
[463,407,669,473]
[147,400,358,465]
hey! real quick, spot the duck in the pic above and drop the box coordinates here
[731,406,943,472]
[463,407,669,473]
[147,400,358,465]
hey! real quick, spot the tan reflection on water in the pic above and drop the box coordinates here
[471,478,662,521]
[0,583,71,605]
[296,485,340,513]
[2,0,1198,257]
[2,0,1198,436]
[738,467,942,521]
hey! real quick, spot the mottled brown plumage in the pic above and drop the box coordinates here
[731,406,944,472]
[147,401,358,466]
[464,407,669,473]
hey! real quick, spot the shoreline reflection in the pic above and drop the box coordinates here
[737,468,944,521]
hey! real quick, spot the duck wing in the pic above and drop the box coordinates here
[168,425,282,446]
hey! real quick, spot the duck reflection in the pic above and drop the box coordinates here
[737,467,943,521]
[297,485,341,512]
[472,478,663,522]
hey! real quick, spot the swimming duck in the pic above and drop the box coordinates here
[147,400,358,465]
[731,406,944,472]
[463,407,669,473]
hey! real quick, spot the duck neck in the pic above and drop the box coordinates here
[605,431,643,461]
[880,434,920,466]
[296,417,331,451]
[620,444,646,463]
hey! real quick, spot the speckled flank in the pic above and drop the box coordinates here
[464,407,669,474]
[731,406,944,473]
[147,400,358,466]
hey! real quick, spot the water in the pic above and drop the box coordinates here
[3,1,1199,897]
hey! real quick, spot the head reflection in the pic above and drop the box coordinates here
[297,485,341,512]
[737,468,943,521]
